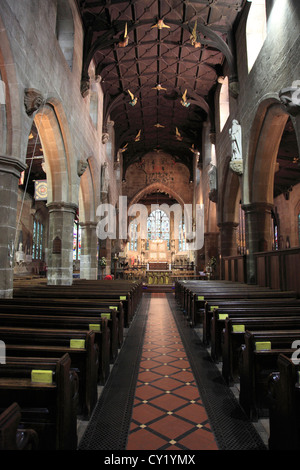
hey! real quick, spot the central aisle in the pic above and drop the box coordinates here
[78,292,266,451]
[126,294,218,450]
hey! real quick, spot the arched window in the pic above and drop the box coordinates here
[219,77,230,131]
[179,219,186,252]
[56,0,75,70]
[32,220,44,260]
[129,221,138,251]
[73,220,81,260]
[147,209,170,249]
[246,0,267,73]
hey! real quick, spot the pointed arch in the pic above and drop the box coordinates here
[0,14,22,157]
[246,96,290,205]
[34,99,77,205]
[129,182,186,209]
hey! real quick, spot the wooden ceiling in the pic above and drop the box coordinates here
[23,1,300,200]
[77,0,245,177]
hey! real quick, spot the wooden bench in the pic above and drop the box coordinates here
[221,316,300,385]
[268,354,300,450]
[239,330,300,421]
[0,354,78,450]
[0,402,38,450]
[13,287,134,327]
[0,297,125,348]
[0,327,98,419]
[202,298,300,344]
[210,306,300,363]
[0,305,113,371]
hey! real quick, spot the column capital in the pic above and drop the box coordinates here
[0,155,26,178]
[46,201,78,214]
[79,221,98,229]
[241,202,274,214]
[218,221,239,230]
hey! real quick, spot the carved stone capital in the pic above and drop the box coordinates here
[81,76,90,98]
[24,88,45,116]
[229,159,243,176]
[279,83,300,116]
[0,155,26,178]
[77,159,88,177]
[102,133,109,144]
[47,201,78,215]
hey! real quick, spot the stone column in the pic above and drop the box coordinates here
[47,202,78,285]
[218,221,239,280]
[0,156,26,298]
[242,202,274,284]
[204,231,219,277]
[218,222,239,257]
[79,222,98,280]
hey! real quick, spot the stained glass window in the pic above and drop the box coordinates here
[179,219,186,251]
[32,220,44,260]
[73,221,81,260]
[129,221,138,251]
[147,209,170,248]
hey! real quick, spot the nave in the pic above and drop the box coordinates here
[78,292,266,451]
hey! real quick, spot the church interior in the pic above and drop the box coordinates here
[0,0,300,452]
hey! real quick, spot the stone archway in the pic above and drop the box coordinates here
[243,97,291,282]
[129,182,186,209]
[218,156,241,257]
[0,16,26,297]
[79,163,98,279]
[32,100,78,285]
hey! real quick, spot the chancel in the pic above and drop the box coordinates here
[0,0,300,452]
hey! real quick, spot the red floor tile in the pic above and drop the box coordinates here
[126,295,219,451]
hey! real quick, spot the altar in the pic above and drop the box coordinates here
[148,262,170,271]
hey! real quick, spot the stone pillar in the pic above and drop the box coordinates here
[204,231,219,277]
[218,222,239,257]
[242,202,274,284]
[79,222,98,280]
[47,202,78,285]
[0,156,26,298]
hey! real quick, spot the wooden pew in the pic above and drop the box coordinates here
[0,327,98,419]
[221,316,300,385]
[0,354,78,450]
[175,279,296,323]
[0,305,113,372]
[0,402,38,450]
[239,330,300,421]
[13,287,134,327]
[210,306,300,363]
[0,297,125,348]
[202,298,300,345]
[268,354,300,450]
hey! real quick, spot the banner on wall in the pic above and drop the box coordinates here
[34,180,47,200]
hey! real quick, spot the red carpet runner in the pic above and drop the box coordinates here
[126,294,219,450]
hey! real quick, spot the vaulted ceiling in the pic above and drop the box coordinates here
[77,0,245,178]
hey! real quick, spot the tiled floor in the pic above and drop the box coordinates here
[126,294,219,450]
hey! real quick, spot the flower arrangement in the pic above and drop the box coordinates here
[99,257,107,267]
